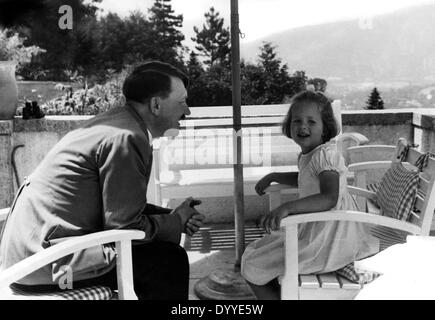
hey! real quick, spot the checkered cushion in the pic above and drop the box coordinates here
[366,182,379,193]
[376,162,419,221]
[6,285,113,300]
[335,263,382,285]
[415,152,435,172]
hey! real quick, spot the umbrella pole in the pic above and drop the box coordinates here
[193,0,255,300]
[230,0,245,269]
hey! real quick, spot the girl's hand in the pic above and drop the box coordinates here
[255,173,275,196]
[259,205,288,233]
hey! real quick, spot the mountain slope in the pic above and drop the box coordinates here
[241,4,435,82]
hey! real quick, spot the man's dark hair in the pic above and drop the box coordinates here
[122,61,189,104]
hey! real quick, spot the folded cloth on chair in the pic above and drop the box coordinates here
[376,162,419,221]
[335,263,382,285]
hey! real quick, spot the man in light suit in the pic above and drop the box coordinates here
[0,61,205,300]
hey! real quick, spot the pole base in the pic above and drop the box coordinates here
[194,268,256,300]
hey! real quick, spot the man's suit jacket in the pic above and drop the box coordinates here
[0,105,182,285]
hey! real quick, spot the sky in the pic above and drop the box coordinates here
[97,0,435,46]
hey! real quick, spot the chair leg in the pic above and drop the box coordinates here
[281,224,299,300]
[115,240,137,300]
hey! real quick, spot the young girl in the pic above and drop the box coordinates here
[241,91,379,299]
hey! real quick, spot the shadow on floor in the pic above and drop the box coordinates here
[184,223,264,300]
[184,223,265,253]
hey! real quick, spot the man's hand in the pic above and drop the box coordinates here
[185,214,205,236]
[172,197,205,236]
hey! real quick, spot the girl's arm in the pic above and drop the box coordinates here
[271,172,299,186]
[255,172,298,195]
[260,170,339,232]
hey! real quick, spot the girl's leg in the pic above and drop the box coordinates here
[246,278,280,300]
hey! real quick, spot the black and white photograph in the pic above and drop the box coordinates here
[1,0,435,307]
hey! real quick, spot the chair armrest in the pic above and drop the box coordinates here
[0,208,9,222]
[0,230,145,291]
[347,186,377,200]
[349,161,416,172]
[347,145,396,153]
[280,210,420,235]
[265,184,298,193]
[265,184,300,211]
[337,132,369,145]
[348,161,393,172]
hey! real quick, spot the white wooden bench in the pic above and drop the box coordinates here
[147,104,368,207]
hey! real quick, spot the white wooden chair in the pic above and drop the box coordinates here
[345,144,397,210]
[265,139,435,299]
[0,208,144,300]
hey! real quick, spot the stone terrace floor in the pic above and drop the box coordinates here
[182,223,264,300]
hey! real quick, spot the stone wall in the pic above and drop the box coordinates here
[10,116,91,190]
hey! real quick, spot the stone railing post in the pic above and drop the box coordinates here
[0,120,14,208]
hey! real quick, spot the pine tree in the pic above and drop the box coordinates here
[148,0,185,67]
[366,87,384,109]
[258,42,282,75]
[257,42,295,104]
[191,7,231,68]
[187,51,204,80]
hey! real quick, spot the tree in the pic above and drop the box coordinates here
[186,51,203,80]
[240,61,267,104]
[187,63,232,107]
[288,70,308,96]
[97,13,128,74]
[10,0,102,80]
[258,42,282,75]
[148,0,185,68]
[0,0,46,28]
[255,42,305,104]
[366,87,384,109]
[186,51,206,106]
[122,11,154,65]
[191,7,231,68]
[72,17,101,81]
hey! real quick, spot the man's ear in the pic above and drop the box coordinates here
[149,97,160,116]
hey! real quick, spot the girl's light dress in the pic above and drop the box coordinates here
[241,142,380,285]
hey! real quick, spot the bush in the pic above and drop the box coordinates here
[39,70,128,116]
[0,28,45,72]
